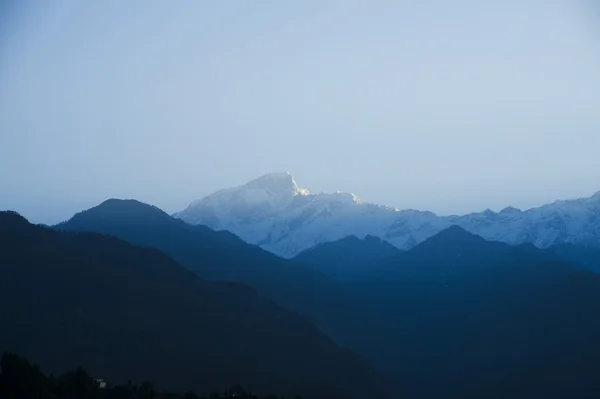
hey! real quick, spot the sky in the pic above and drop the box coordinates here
[1,0,600,224]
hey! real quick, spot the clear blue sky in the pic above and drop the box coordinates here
[1,0,600,224]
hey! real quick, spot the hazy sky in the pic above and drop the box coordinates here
[1,0,600,224]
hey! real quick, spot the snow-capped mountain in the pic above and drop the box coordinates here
[174,172,600,258]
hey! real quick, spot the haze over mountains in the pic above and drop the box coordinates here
[174,172,600,258]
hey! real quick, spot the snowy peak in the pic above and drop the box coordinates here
[175,173,600,257]
[322,191,362,205]
[500,206,521,214]
[174,172,313,228]
[245,172,309,196]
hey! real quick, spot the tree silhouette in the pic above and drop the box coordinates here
[0,352,306,399]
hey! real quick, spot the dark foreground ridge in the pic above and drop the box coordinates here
[0,351,302,399]
[0,211,387,399]
[55,199,369,350]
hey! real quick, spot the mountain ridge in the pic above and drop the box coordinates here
[55,199,375,352]
[1,211,387,399]
[293,234,401,280]
[50,203,600,398]
[175,173,600,257]
[294,221,600,397]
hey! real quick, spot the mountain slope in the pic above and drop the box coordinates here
[293,235,401,280]
[174,173,600,257]
[369,225,564,283]
[55,199,368,347]
[55,201,600,398]
[291,225,600,397]
[344,226,600,398]
[549,243,600,273]
[449,192,600,248]
[0,211,386,399]
[173,172,441,257]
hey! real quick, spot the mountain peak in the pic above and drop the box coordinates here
[417,225,487,248]
[94,198,167,216]
[364,234,384,243]
[0,211,30,229]
[442,224,476,236]
[176,174,600,257]
[245,172,309,196]
[98,198,145,207]
[500,206,521,214]
[58,199,171,229]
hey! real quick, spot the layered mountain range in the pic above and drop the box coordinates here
[4,196,600,398]
[175,172,600,257]
[55,199,367,347]
[54,200,600,398]
[1,210,386,399]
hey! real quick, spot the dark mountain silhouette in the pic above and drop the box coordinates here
[55,203,600,398]
[405,224,503,257]
[293,235,400,280]
[344,226,600,398]
[54,199,368,346]
[368,225,566,284]
[291,225,600,397]
[0,211,387,399]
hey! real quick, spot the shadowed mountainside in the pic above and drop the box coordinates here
[297,226,600,398]
[292,235,400,281]
[0,211,387,399]
[55,199,371,346]
[56,200,600,398]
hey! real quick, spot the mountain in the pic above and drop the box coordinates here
[0,211,387,399]
[292,225,600,397]
[174,172,600,257]
[55,200,600,397]
[173,172,415,258]
[358,226,572,304]
[54,199,369,347]
[293,235,401,280]
[448,192,600,248]
[342,226,600,398]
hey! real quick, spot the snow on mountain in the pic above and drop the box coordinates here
[174,173,600,258]
[450,193,600,249]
